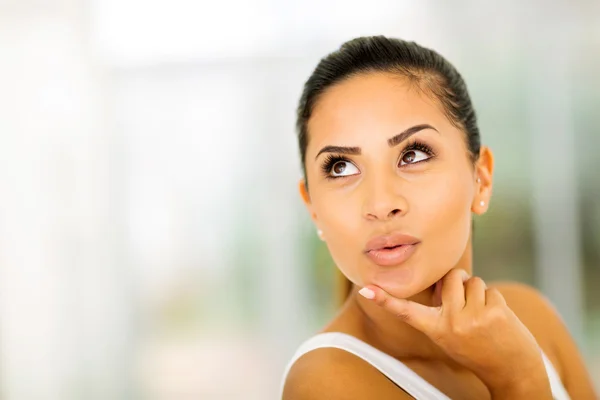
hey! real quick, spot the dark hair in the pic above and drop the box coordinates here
[296,35,481,184]
[296,36,482,303]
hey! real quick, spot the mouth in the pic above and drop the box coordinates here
[364,232,420,267]
[381,244,403,250]
[365,243,419,267]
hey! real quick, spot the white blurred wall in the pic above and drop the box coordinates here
[0,1,132,399]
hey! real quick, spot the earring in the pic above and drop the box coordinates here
[476,177,481,183]
[480,201,485,207]
[317,229,324,240]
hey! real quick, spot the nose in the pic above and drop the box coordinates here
[362,175,409,221]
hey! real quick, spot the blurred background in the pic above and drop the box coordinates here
[0,0,599,399]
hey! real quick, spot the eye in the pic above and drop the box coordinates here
[330,160,360,177]
[399,149,431,166]
[398,140,435,167]
[321,154,360,179]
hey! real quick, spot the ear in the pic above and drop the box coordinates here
[298,178,319,224]
[472,145,494,215]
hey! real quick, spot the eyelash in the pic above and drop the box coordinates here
[320,139,436,180]
[403,140,435,161]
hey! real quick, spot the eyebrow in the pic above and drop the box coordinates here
[315,124,439,160]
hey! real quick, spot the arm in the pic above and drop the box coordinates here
[494,282,597,399]
[282,347,412,400]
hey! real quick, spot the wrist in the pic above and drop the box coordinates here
[475,348,552,399]
[487,372,552,400]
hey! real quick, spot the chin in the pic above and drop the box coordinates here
[368,277,422,300]
[389,285,425,300]
[363,262,419,297]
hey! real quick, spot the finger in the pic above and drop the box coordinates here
[359,286,440,334]
[485,287,507,307]
[464,276,487,309]
[441,269,470,313]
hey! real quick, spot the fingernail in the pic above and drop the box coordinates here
[359,287,375,299]
[459,269,470,282]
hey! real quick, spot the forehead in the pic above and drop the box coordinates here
[307,72,453,149]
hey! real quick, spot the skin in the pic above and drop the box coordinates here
[283,72,597,399]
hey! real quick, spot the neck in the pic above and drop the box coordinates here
[347,237,474,362]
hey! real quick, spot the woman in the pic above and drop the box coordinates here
[280,36,596,399]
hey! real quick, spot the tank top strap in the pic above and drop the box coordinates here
[281,332,571,399]
[280,332,450,399]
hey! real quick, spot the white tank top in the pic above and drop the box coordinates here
[280,332,570,400]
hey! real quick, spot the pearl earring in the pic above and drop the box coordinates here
[476,177,481,183]
[480,201,485,207]
[317,229,324,239]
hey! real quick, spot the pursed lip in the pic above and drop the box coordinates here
[363,231,420,267]
[364,231,420,253]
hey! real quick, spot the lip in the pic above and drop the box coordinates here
[364,231,420,267]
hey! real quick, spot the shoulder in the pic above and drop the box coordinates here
[490,282,560,355]
[490,281,557,325]
[281,346,411,400]
[489,281,568,346]
[490,281,597,398]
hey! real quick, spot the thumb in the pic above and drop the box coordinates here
[359,286,441,334]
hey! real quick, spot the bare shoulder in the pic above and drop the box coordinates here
[490,282,562,360]
[281,346,411,400]
[490,281,560,333]
[490,281,597,398]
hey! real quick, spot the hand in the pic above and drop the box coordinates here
[359,269,553,399]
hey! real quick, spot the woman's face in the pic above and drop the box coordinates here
[300,72,493,299]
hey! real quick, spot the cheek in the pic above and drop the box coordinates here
[313,193,364,284]
[417,173,473,271]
